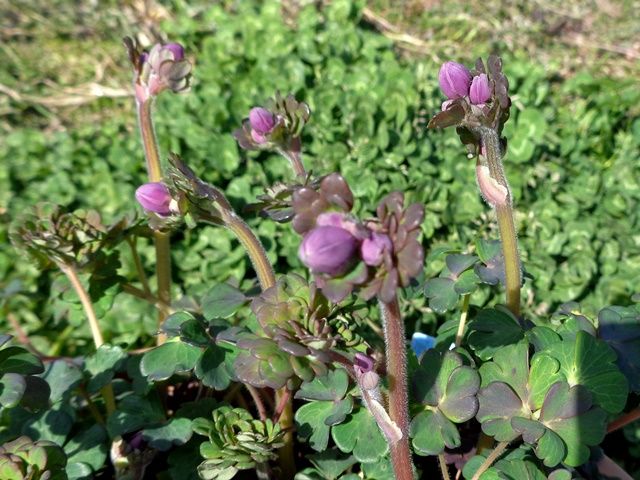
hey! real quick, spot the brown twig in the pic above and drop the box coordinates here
[607,406,640,434]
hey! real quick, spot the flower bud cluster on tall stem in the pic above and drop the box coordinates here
[124,37,193,342]
[430,56,521,316]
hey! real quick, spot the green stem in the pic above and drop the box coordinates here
[127,237,151,295]
[278,147,306,178]
[222,212,276,291]
[438,453,451,480]
[59,263,116,415]
[379,297,414,480]
[455,293,471,347]
[471,441,509,480]
[137,99,172,342]
[479,127,521,317]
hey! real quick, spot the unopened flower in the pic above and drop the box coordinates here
[361,232,392,267]
[249,107,277,144]
[438,61,472,99]
[135,182,173,215]
[126,39,192,103]
[299,226,359,276]
[469,73,491,105]
[353,352,375,376]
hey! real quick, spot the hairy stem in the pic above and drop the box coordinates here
[455,293,471,347]
[479,127,521,317]
[438,453,451,480]
[60,264,116,414]
[379,297,414,480]
[137,99,172,344]
[223,212,276,291]
[278,147,306,178]
[471,441,509,480]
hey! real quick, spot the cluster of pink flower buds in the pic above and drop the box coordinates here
[438,61,491,108]
[298,212,393,277]
[133,42,191,103]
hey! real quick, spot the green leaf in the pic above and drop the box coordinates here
[43,359,83,404]
[140,340,202,381]
[413,350,480,423]
[541,330,628,413]
[0,373,26,407]
[0,346,44,375]
[295,401,335,452]
[202,283,248,320]
[85,344,126,393]
[424,278,458,313]
[410,409,461,455]
[308,449,357,479]
[64,424,108,472]
[66,462,93,480]
[468,308,524,360]
[332,407,388,462]
[107,394,165,437]
[195,344,236,391]
[598,305,640,392]
[296,369,350,402]
[142,417,193,451]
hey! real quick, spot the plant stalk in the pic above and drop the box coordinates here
[455,293,471,347]
[278,147,306,178]
[127,237,151,295]
[60,263,116,414]
[379,297,414,480]
[438,453,451,480]
[479,127,521,317]
[471,441,509,480]
[223,212,276,291]
[137,99,172,342]
[607,406,640,434]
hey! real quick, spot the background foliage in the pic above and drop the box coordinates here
[1,0,639,477]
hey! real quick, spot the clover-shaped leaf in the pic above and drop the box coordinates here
[410,350,480,455]
[424,254,480,313]
[331,406,388,462]
[538,382,607,467]
[85,344,126,393]
[467,308,524,360]
[597,305,640,392]
[541,330,628,413]
[140,340,202,382]
[202,283,248,320]
[295,369,354,452]
[474,238,506,286]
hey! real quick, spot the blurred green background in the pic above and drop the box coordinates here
[1,0,639,354]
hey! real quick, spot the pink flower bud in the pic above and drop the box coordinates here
[361,232,392,266]
[354,353,375,375]
[249,107,276,135]
[163,43,185,62]
[469,74,491,105]
[135,182,172,215]
[438,61,472,99]
[299,226,359,276]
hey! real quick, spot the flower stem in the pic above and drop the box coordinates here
[471,441,509,480]
[137,99,172,343]
[222,212,276,291]
[379,297,414,480]
[278,147,306,178]
[59,263,116,415]
[127,237,151,295]
[607,406,640,434]
[438,453,451,480]
[455,293,471,347]
[479,127,521,317]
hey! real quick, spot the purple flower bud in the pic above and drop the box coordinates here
[354,353,375,375]
[299,226,359,276]
[163,42,185,62]
[438,61,472,99]
[135,182,172,215]
[469,74,491,105]
[249,107,276,135]
[361,232,392,266]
